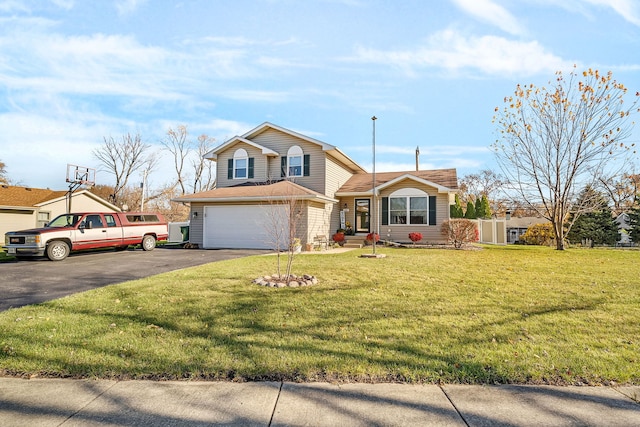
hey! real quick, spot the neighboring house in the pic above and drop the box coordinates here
[173,122,458,250]
[615,212,632,246]
[505,216,548,244]
[0,185,120,239]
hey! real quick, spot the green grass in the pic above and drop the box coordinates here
[1,245,638,385]
[0,251,15,262]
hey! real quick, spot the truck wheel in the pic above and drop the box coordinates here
[47,241,69,261]
[142,235,156,251]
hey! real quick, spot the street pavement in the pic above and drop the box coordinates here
[0,378,638,426]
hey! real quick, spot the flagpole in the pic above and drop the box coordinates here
[371,116,377,255]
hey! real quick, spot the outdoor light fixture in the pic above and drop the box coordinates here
[193,211,198,218]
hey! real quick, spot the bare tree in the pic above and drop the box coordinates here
[493,68,639,250]
[458,169,506,214]
[598,172,640,216]
[161,125,189,195]
[93,133,150,206]
[0,159,7,184]
[262,183,305,281]
[192,133,216,193]
[161,125,216,194]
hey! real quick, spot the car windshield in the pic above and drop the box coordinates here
[47,214,83,228]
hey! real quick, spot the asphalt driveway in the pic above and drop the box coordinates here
[0,246,269,312]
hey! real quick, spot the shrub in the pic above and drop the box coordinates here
[332,232,345,244]
[366,232,380,243]
[519,223,555,246]
[441,219,478,249]
[408,232,423,244]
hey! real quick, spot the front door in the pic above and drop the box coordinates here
[355,199,370,233]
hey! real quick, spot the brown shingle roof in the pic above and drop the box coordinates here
[173,180,336,203]
[336,169,458,194]
[0,185,67,208]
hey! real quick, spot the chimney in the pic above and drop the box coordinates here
[415,146,420,171]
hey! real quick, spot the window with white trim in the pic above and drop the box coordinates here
[287,145,303,177]
[389,188,428,225]
[233,148,248,179]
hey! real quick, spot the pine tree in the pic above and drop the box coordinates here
[464,200,476,219]
[478,195,492,219]
[450,194,464,218]
[475,196,482,218]
[567,187,619,246]
[628,196,640,244]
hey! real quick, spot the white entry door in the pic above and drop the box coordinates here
[203,205,289,249]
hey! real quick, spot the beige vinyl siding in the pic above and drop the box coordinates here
[252,128,327,194]
[325,155,358,197]
[378,181,451,243]
[188,203,205,246]
[306,201,331,245]
[40,195,117,214]
[325,156,356,233]
[216,143,269,188]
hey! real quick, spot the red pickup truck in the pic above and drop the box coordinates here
[3,212,169,261]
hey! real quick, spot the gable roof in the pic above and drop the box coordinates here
[335,169,458,196]
[0,185,67,208]
[172,180,337,204]
[204,137,279,160]
[0,185,120,211]
[204,122,367,173]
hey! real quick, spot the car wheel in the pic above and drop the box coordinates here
[142,235,156,251]
[47,241,69,261]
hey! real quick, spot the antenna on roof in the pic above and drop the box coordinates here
[415,146,420,171]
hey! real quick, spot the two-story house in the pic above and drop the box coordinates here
[173,122,458,249]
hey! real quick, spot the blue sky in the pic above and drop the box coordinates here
[1,0,640,190]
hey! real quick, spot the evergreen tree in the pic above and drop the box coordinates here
[567,187,619,246]
[475,196,482,218]
[464,200,476,219]
[450,194,464,218]
[628,196,640,244]
[478,194,492,219]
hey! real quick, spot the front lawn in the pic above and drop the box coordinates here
[0,245,638,385]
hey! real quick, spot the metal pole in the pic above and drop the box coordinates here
[371,116,377,255]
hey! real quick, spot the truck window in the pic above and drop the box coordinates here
[82,214,104,229]
[104,214,117,227]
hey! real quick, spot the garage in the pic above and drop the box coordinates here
[203,205,288,249]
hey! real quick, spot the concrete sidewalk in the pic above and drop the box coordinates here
[0,378,638,426]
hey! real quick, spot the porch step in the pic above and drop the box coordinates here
[343,235,366,249]
[344,243,363,249]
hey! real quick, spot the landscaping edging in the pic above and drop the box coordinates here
[253,274,318,288]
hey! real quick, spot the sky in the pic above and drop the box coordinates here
[1,0,640,191]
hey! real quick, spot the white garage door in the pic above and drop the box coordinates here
[203,205,289,249]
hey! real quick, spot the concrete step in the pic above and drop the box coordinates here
[344,243,363,249]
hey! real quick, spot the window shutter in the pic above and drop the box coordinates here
[382,197,389,226]
[227,159,233,180]
[248,157,254,179]
[429,196,437,225]
[303,154,310,176]
[281,157,287,178]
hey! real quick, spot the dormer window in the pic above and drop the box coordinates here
[227,148,254,180]
[281,146,310,178]
[287,146,303,177]
[234,149,248,179]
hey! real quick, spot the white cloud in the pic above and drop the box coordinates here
[51,0,74,10]
[116,0,147,16]
[580,0,640,26]
[353,29,574,77]
[451,0,526,35]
